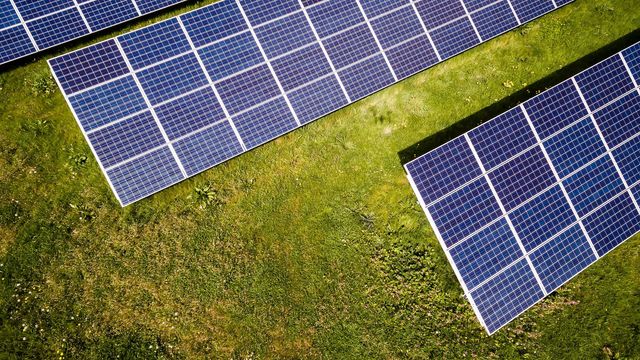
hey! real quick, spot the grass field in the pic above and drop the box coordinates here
[1,0,640,358]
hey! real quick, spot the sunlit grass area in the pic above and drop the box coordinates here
[1,0,639,358]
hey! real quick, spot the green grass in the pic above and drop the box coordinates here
[1,0,640,358]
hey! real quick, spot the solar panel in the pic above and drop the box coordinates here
[49,0,572,206]
[0,0,186,65]
[405,42,640,334]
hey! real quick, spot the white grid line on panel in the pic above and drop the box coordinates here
[415,82,640,209]
[1,0,189,65]
[7,0,39,51]
[130,0,143,16]
[573,69,640,215]
[71,0,93,33]
[466,186,637,296]
[464,134,549,295]
[459,0,483,42]
[57,0,521,98]
[505,0,522,24]
[520,104,601,259]
[46,61,124,206]
[354,0,398,81]
[297,0,351,102]
[620,52,640,90]
[405,172,489,332]
[176,17,248,151]
[236,0,302,127]
[113,38,189,178]
[409,0,442,61]
[447,126,640,252]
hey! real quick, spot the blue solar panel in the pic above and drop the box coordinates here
[0,0,186,65]
[468,107,537,170]
[406,44,640,334]
[49,0,572,205]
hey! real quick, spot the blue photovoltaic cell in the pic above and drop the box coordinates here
[154,87,226,140]
[510,185,576,252]
[406,44,640,334]
[414,0,465,29]
[254,12,315,59]
[81,0,139,32]
[592,91,640,148]
[0,26,35,64]
[118,19,192,71]
[13,0,73,21]
[323,24,379,69]
[450,219,522,290]
[471,1,519,41]
[107,147,184,205]
[469,107,536,171]
[88,111,166,168]
[622,44,640,82]
[430,17,480,60]
[575,56,635,111]
[173,121,244,176]
[50,0,572,206]
[338,54,395,100]
[489,146,556,211]
[232,97,298,149]
[198,32,263,82]
[359,0,409,18]
[271,44,332,91]
[471,258,544,334]
[180,1,248,48]
[530,224,596,292]
[385,35,439,80]
[544,118,607,178]
[137,53,209,105]
[563,156,625,217]
[288,75,348,124]
[370,7,424,50]
[0,0,18,28]
[136,0,182,14]
[69,76,147,132]
[50,40,130,95]
[583,193,640,256]
[524,80,589,140]
[0,0,185,65]
[28,8,89,50]
[406,136,482,205]
[240,0,300,25]
[305,0,363,38]
[217,64,281,115]
[509,0,555,23]
[428,177,502,247]
[613,135,640,187]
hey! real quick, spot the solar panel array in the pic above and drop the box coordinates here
[405,42,640,334]
[0,0,186,65]
[49,0,571,206]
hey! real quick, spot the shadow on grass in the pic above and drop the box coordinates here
[398,28,640,165]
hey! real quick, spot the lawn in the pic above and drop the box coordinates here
[1,0,640,358]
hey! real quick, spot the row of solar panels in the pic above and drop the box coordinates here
[0,0,186,64]
[406,42,640,334]
[49,0,572,205]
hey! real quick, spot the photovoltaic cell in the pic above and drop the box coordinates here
[406,43,640,334]
[49,0,572,205]
[0,0,187,65]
